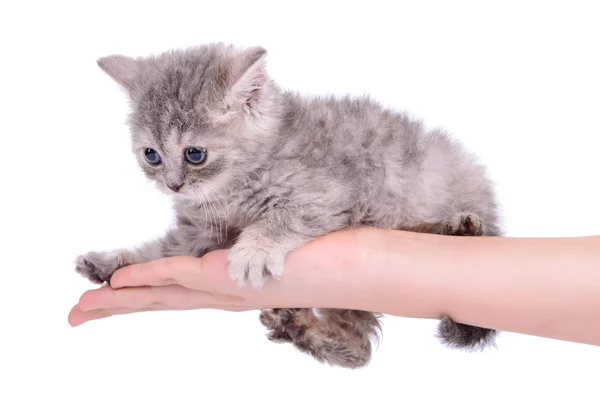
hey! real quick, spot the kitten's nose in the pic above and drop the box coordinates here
[167,182,182,192]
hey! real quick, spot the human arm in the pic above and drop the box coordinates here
[68,227,600,347]
[370,229,600,346]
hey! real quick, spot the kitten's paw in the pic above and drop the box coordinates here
[259,308,311,342]
[261,308,372,368]
[75,250,133,284]
[227,241,285,289]
[446,213,484,236]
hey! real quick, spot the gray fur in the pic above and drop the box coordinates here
[75,43,502,367]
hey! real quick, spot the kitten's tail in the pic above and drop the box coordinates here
[436,316,498,351]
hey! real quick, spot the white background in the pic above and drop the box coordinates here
[2,1,599,399]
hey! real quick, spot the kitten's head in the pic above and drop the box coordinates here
[97,43,280,198]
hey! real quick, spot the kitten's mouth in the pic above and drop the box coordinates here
[171,187,201,199]
[171,188,190,196]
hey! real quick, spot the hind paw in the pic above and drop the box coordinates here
[259,308,312,342]
[446,213,484,236]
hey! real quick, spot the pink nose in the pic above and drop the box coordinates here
[167,182,182,192]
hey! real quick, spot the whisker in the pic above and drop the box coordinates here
[199,191,212,239]
[201,193,209,234]
[205,190,219,243]
[207,186,228,244]
[198,192,208,233]
[208,190,223,243]
[206,188,221,244]
[204,190,218,242]
[215,187,230,239]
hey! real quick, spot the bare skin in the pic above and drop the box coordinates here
[68,227,600,347]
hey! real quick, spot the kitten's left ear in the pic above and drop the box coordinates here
[97,55,140,90]
[227,47,268,112]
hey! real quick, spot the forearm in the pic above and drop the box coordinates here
[334,228,600,346]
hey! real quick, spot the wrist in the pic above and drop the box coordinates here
[288,227,450,319]
[358,228,450,319]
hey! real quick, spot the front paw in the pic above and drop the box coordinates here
[75,250,133,284]
[227,241,286,289]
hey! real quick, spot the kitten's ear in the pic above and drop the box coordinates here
[227,47,268,112]
[96,55,140,90]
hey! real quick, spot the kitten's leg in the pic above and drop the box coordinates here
[75,249,141,284]
[408,213,484,236]
[228,211,379,366]
[443,213,484,236]
[227,211,342,288]
[259,308,381,369]
[409,212,498,350]
[75,223,222,284]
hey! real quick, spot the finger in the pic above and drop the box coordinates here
[78,284,216,311]
[78,283,251,312]
[109,257,190,288]
[68,304,144,327]
[68,302,255,327]
[110,252,231,290]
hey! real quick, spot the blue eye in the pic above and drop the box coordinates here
[185,147,208,165]
[144,148,161,164]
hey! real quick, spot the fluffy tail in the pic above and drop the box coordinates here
[437,317,497,351]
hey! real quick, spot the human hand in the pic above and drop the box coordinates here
[68,227,378,327]
[69,227,600,347]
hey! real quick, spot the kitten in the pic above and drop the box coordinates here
[76,43,501,368]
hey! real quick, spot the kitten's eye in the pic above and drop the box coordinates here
[185,147,208,165]
[144,148,162,165]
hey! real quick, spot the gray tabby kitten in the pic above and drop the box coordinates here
[76,43,501,368]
